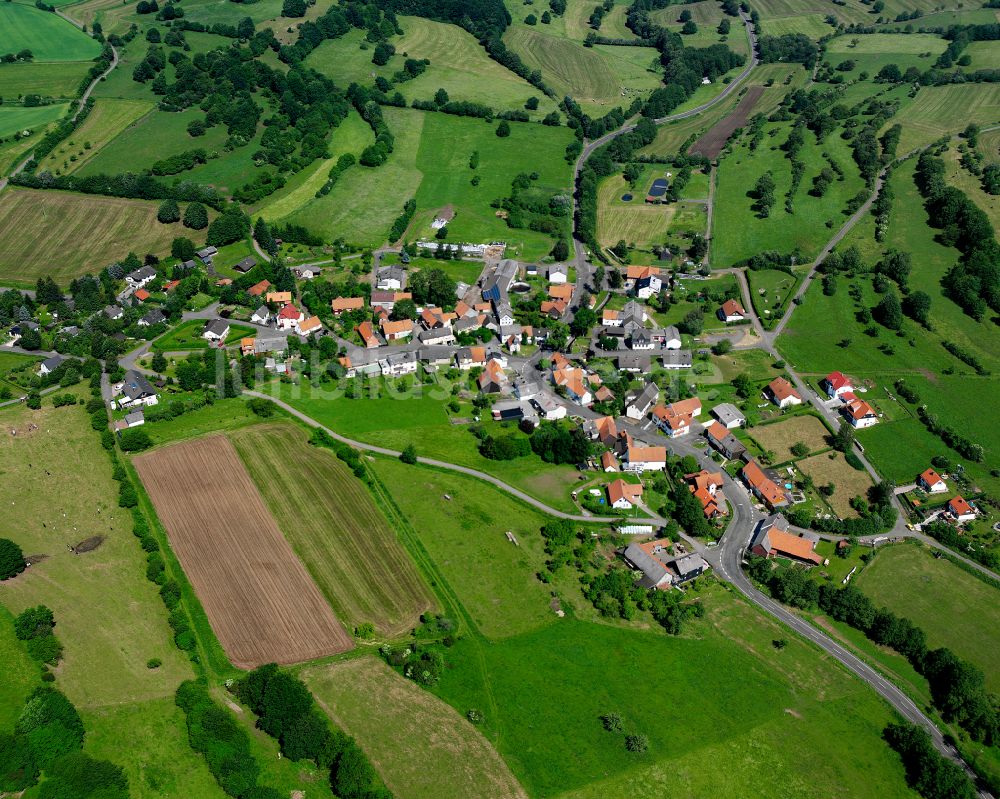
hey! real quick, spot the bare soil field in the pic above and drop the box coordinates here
[750,413,830,463]
[303,656,527,799]
[134,435,353,667]
[689,86,764,158]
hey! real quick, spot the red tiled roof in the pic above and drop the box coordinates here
[767,377,800,403]
[278,304,301,319]
[919,468,943,487]
[742,460,788,508]
[705,421,729,442]
[134,289,150,301]
[720,299,746,317]
[248,280,271,296]
[824,371,851,390]
[949,495,974,516]
[766,528,822,564]
[608,479,643,505]
[331,296,364,312]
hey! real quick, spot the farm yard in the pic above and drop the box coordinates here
[230,423,434,637]
[796,452,874,517]
[855,544,1000,691]
[304,657,527,799]
[0,188,192,286]
[133,435,354,667]
[749,414,830,463]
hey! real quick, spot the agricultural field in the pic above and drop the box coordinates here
[0,399,222,795]
[856,544,1000,690]
[0,102,69,140]
[749,414,830,463]
[960,40,1000,69]
[711,119,868,267]
[824,33,946,80]
[596,172,676,249]
[133,435,354,667]
[651,0,750,56]
[889,83,1000,153]
[39,98,152,175]
[230,423,434,637]
[750,0,872,28]
[761,14,832,38]
[0,188,192,287]
[797,452,874,517]
[0,61,92,99]
[0,3,103,62]
[944,144,1000,232]
[285,107,574,258]
[304,656,527,799]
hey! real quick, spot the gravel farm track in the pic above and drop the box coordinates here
[134,435,354,667]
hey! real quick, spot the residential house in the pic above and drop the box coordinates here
[266,291,293,306]
[918,468,947,494]
[661,350,693,370]
[617,352,651,373]
[251,306,271,325]
[197,246,218,265]
[603,309,623,327]
[163,279,181,292]
[552,364,593,405]
[248,280,271,297]
[547,264,568,284]
[254,335,287,356]
[635,273,662,299]
[548,284,573,303]
[624,265,662,291]
[704,421,747,461]
[357,320,382,349]
[478,360,508,394]
[276,304,305,331]
[717,299,747,323]
[417,346,454,368]
[630,329,654,350]
[104,305,124,320]
[540,300,567,319]
[765,377,802,409]
[492,399,529,422]
[371,290,411,311]
[376,266,406,290]
[264,357,288,374]
[584,416,620,449]
[133,289,151,303]
[297,316,323,337]
[455,346,487,370]
[339,352,380,377]
[514,378,540,401]
[841,397,878,428]
[241,337,256,356]
[492,300,515,327]
[687,470,727,519]
[202,319,230,341]
[821,371,854,399]
[293,266,321,280]
[621,538,674,589]
[607,479,643,510]
[126,265,157,288]
[749,514,821,565]
[379,351,418,377]
[380,318,413,341]
[650,397,702,438]
[116,370,158,409]
[711,403,745,429]
[947,495,977,522]
[623,445,667,472]
[482,259,518,302]
[741,460,791,510]
[531,394,567,421]
[626,383,659,420]
[600,450,618,472]
[417,325,455,346]
[138,309,166,327]
[233,257,257,273]
[672,553,709,584]
[659,325,682,350]
[38,354,65,376]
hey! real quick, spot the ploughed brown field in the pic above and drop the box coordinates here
[689,85,765,158]
[134,435,353,667]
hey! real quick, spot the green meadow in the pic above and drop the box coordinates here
[0,102,69,139]
[0,61,92,98]
[0,3,102,62]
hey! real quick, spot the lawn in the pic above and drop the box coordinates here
[303,656,527,799]
[275,377,583,515]
[286,107,574,259]
[370,457,569,640]
[142,396,259,447]
[39,98,153,176]
[944,143,1000,232]
[230,422,435,637]
[152,320,254,352]
[0,399,223,794]
[401,255,485,286]
[0,352,38,397]
[0,188,192,287]
[0,3,102,62]
[0,61,92,99]
[431,588,915,799]
[711,119,868,267]
[746,266,804,326]
[797,451,874,517]
[0,102,70,139]
[889,83,1000,154]
[750,413,831,463]
[855,543,1000,691]
[750,0,872,26]
[651,0,751,56]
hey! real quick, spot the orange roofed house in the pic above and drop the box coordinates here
[765,377,802,409]
[749,514,822,565]
[918,468,947,494]
[607,479,643,510]
[741,459,791,510]
[650,397,702,439]
[686,470,727,519]
[947,495,977,522]
[717,299,747,323]
[331,296,365,315]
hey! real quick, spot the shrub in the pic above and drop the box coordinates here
[0,538,26,580]
[625,734,648,752]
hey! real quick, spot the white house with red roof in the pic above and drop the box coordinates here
[765,377,802,409]
[918,468,947,494]
[276,304,304,331]
[717,299,747,323]
[821,371,854,399]
[607,479,643,510]
[946,495,977,522]
[840,397,878,429]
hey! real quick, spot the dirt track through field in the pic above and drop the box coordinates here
[134,435,353,667]
[689,86,765,158]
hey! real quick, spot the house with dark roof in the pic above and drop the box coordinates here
[197,246,218,264]
[661,349,692,370]
[126,265,157,288]
[233,257,257,273]
[138,309,166,327]
[202,319,230,341]
[704,421,747,461]
[376,265,406,290]
[116,370,158,408]
[104,305,124,320]
[482,259,518,302]
[622,539,674,589]
[251,306,271,325]
[617,352,651,373]
[625,383,659,420]
[38,354,65,376]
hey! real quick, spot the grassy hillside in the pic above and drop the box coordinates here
[0,3,102,61]
[39,98,152,176]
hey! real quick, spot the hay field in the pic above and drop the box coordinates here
[230,423,434,637]
[134,435,353,668]
[304,657,527,799]
[890,83,1000,152]
[39,98,152,175]
[0,103,69,139]
[0,61,91,98]
[751,414,830,462]
[0,3,102,62]
[0,188,189,286]
[797,452,874,517]
[597,173,675,248]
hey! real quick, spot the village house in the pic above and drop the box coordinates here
[248,280,271,297]
[821,371,854,399]
[661,350,693,370]
[650,397,702,438]
[115,370,158,409]
[417,325,456,346]
[624,265,662,291]
[297,316,322,336]
[275,304,305,331]
[584,416,620,449]
[603,309,623,328]
[379,351,418,378]
[621,539,674,589]
[607,479,643,510]
[749,514,822,565]
[659,325,682,350]
[540,300,567,319]
[617,352,651,373]
[251,306,271,325]
[202,319,230,342]
[626,383,659,420]
[491,399,532,423]
[137,309,165,327]
[552,364,593,405]
[104,305,124,320]
[482,259,518,302]
[687,469,727,519]
[114,410,146,431]
[254,335,287,356]
[478,360,509,394]
[547,264,568,284]
[547,284,573,303]
[38,354,65,376]
[704,421,747,461]
[531,394,567,421]
[947,495,977,522]
[623,445,668,472]
[841,397,878,429]
[233,256,257,273]
[376,266,406,290]
[455,346,487,370]
[417,346,454,369]
[741,460,791,510]
[240,337,256,357]
[356,320,382,349]
[765,377,802,409]
[918,467,948,494]
[266,291,293,306]
[294,266,321,280]
[635,273,662,299]
[371,290,411,311]
[711,403,745,429]
[379,318,413,341]
[629,329,654,351]
[196,246,218,265]
[601,450,618,472]
[492,300,515,327]
[717,299,747,323]
[126,265,157,288]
